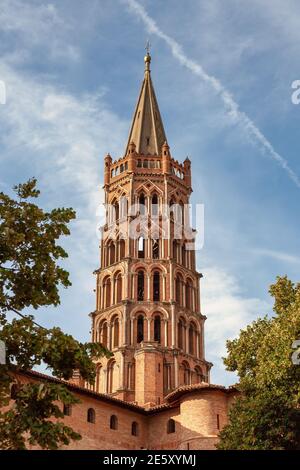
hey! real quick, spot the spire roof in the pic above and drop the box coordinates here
[125,52,167,156]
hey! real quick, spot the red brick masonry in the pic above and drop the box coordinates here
[8,370,237,450]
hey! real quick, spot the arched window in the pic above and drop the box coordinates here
[87,408,95,424]
[167,419,176,434]
[175,275,182,305]
[104,277,111,308]
[189,326,194,354]
[131,421,139,437]
[153,271,160,301]
[186,279,193,310]
[116,273,122,303]
[137,270,145,301]
[137,315,144,343]
[169,199,175,219]
[173,240,178,262]
[183,362,190,385]
[110,415,118,430]
[154,315,161,343]
[138,236,145,258]
[181,244,186,267]
[178,319,185,350]
[114,201,120,221]
[152,194,158,215]
[139,193,146,214]
[119,197,128,219]
[195,366,203,384]
[100,321,108,347]
[189,322,197,355]
[63,404,72,416]
[109,242,116,264]
[152,239,159,259]
[179,201,184,225]
[119,239,125,259]
[112,317,119,348]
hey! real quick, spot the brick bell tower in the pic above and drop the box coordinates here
[89,52,212,407]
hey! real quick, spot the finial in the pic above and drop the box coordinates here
[144,40,151,72]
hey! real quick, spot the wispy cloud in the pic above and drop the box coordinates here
[253,248,300,265]
[122,0,300,189]
[0,0,80,62]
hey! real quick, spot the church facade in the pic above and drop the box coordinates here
[9,53,236,450]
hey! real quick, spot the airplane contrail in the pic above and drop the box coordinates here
[123,0,300,189]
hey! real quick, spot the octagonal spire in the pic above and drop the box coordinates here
[125,52,167,156]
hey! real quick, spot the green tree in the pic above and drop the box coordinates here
[0,179,110,449]
[218,276,300,450]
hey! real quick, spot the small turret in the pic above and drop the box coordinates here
[162,141,171,174]
[104,153,112,185]
[184,156,191,187]
[127,141,136,172]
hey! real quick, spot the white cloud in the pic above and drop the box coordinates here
[0,62,127,213]
[0,60,128,330]
[201,266,270,385]
[0,0,80,62]
[253,248,300,265]
[122,0,300,189]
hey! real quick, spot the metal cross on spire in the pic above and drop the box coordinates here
[145,40,151,54]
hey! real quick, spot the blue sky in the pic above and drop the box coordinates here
[0,0,300,386]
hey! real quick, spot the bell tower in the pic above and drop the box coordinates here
[90,52,212,407]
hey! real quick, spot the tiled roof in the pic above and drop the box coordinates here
[18,369,176,415]
[17,370,237,414]
[165,383,237,403]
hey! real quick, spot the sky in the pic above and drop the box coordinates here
[0,0,300,386]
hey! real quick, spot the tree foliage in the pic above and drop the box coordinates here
[0,180,110,449]
[218,276,300,450]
